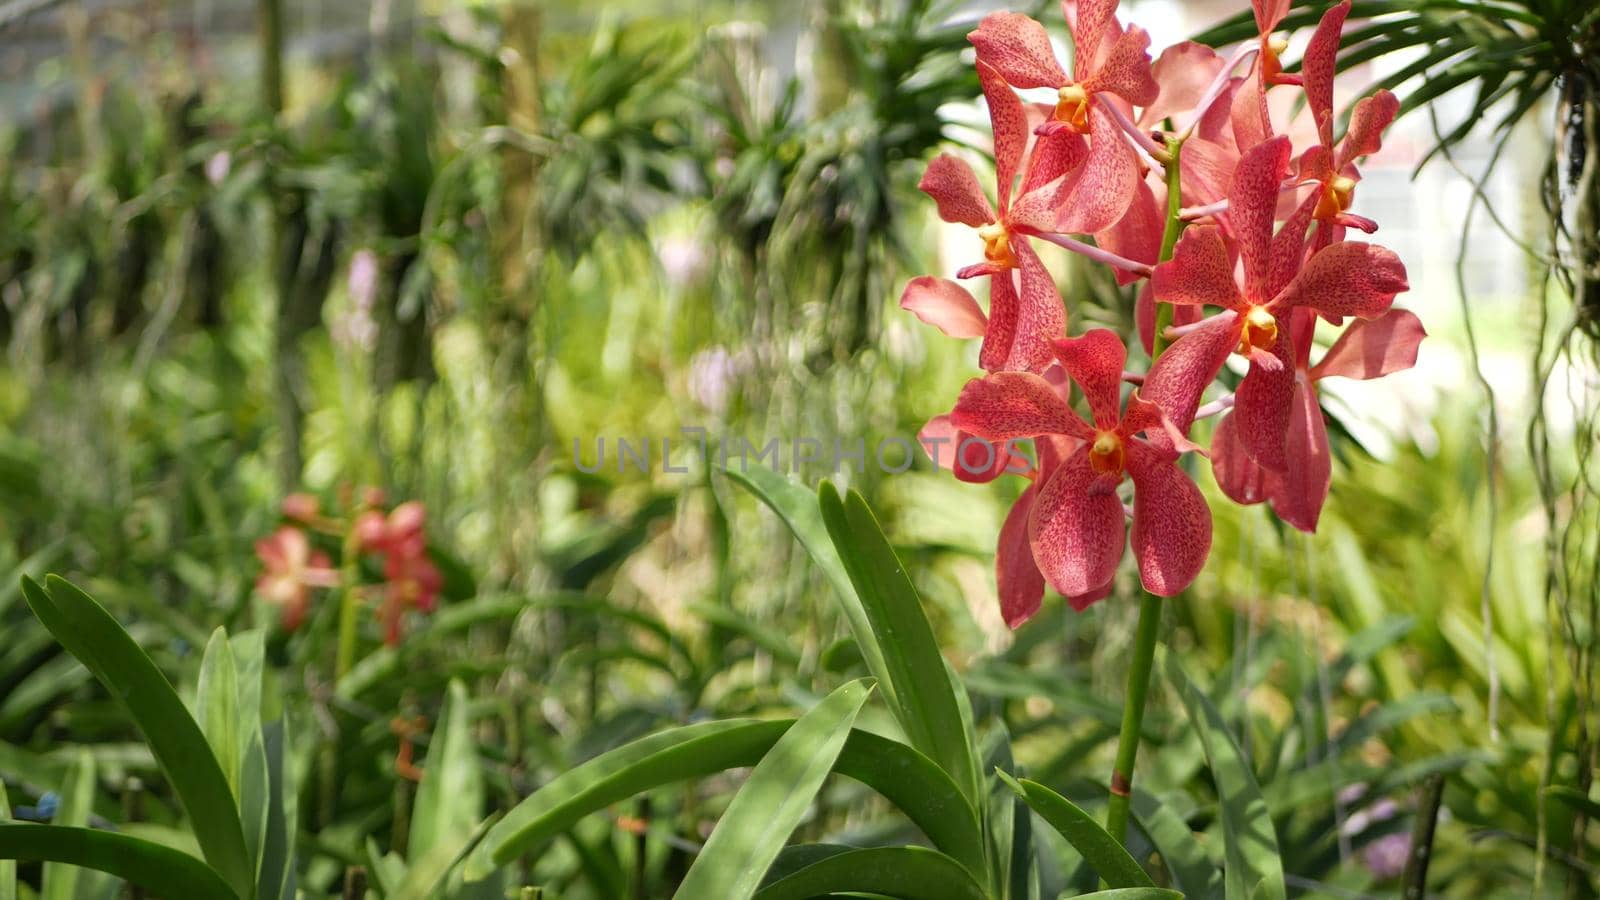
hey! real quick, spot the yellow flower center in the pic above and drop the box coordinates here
[1314,174,1357,220]
[1261,34,1289,84]
[1089,430,1125,477]
[978,221,1016,269]
[1053,83,1092,133]
[1237,306,1279,356]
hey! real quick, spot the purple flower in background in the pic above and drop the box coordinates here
[348,249,380,310]
[334,249,380,352]
[688,346,743,414]
[205,151,231,186]
[656,234,707,288]
[1362,831,1412,880]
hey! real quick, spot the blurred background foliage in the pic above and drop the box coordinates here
[0,0,1596,896]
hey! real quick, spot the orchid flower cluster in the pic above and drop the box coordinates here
[255,488,442,645]
[903,0,1425,627]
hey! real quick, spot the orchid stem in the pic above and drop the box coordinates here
[1105,134,1187,854]
[1099,94,1168,164]
[1105,590,1163,846]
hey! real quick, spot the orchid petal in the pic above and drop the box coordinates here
[1228,135,1292,301]
[1139,41,1225,128]
[980,270,1020,372]
[1122,390,1204,454]
[1067,579,1116,611]
[952,372,1093,442]
[1053,103,1140,235]
[1176,137,1239,208]
[1084,24,1159,106]
[1209,411,1273,505]
[1097,178,1163,286]
[900,276,987,338]
[1264,191,1320,298]
[1071,0,1120,81]
[1303,0,1350,149]
[969,12,1068,89]
[1251,0,1290,34]
[919,414,1018,484]
[1052,328,1128,429]
[1311,307,1426,380]
[1229,73,1272,153]
[1152,224,1243,308]
[1142,310,1241,439]
[998,484,1048,626]
[1029,447,1128,598]
[1276,241,1408,319]
[1127,441,1213,596]
[919,153,995,227]
[1233,325,1296,470]
[1136,282,1201,353]
[1271,374,1331,532]
[1336,89,1400,169]
[1008,238,1068,372]
[979,61,1030,212]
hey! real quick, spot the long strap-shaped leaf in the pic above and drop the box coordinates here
[995,771,1153,889]
[465,717,985,881]
[1166,653,1286,900]
[0,824,236,900]
[0,778,14,900]
[20,576,254,899]
[673,679,872,900]
[723,467,896,710]
[754,846,988,900]
[817,483,981,804]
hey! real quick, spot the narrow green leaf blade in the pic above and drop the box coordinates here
[754,846,987,900]
[41,748,95,900]
[673,679,874,900]
[0,824,237,900]
[997,772,1153,888]
[21,576,254,899]
[195,628,241,799]
[723,467,893,707]
[818,484,980,803]
[1130,788,1224,900]
[409,679,485,860]
[1166,653,1285,900]
[0,778,13,900]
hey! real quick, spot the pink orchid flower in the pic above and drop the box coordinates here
[1150,135,1408,471]
[915,61,1083,371]
[255,526,339,631]
[968,0,1158,235]
[1298,1,1399,237]
[950,329,1212,605]
[1213,308,1425,531]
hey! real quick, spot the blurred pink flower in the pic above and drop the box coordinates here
[254,527,338,631]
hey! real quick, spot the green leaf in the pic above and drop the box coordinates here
[1548,786,1600,821]
[996,772,1153,888]
[1131,788,1223,900]
[465,717,984,882]
[20,576,254,900]
[0,778,12,900]
[41,748,95,900]
[195,629,241,799]
[391,817,494,900]
[754,846,987,900]
[1075,890,1184,899]
[673,679,873,900]
[409,679,485,860]
[1166,653,1285,900]
[817,483,980,803]
[723,467,893,708]
[255,721,295,900]
[0,824,237,899]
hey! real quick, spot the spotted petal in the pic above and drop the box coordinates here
[1029,447,1128,598]
[1142,310,1241,439]
[1229,135,1292,301]
[1232,325,1296,470]
[1084,24,1159,106]
[900,276,987,338]
[918,415,1018,484]
[1052,328,1127,429]
[980,271,1020,373]
[1152,224,1242,308]
[920,154,995,227]
[980,60,1030,212]
[969,12,1068,89]
[1008,238,1068,372]
[1209,411,1273,505]
[1303,0,1350,149]
[1139,41,1225,128]
[1271,373,1331,532]
[1337,89,1400,169]
[1097,178,1163,287]
[997,484,1047,627]
[1127,441,1212,596]
[1054,103,1140,235]
[952,372,1092,442]
[1276,241,1408,319]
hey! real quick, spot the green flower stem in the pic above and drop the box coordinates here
[1105,134,1186,849]
[1104,590,1163,846]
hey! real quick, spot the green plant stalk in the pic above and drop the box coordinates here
[1105,135,1185,848]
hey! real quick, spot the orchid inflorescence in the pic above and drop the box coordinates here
[255,488,442,644]
[903,0,1425,627]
